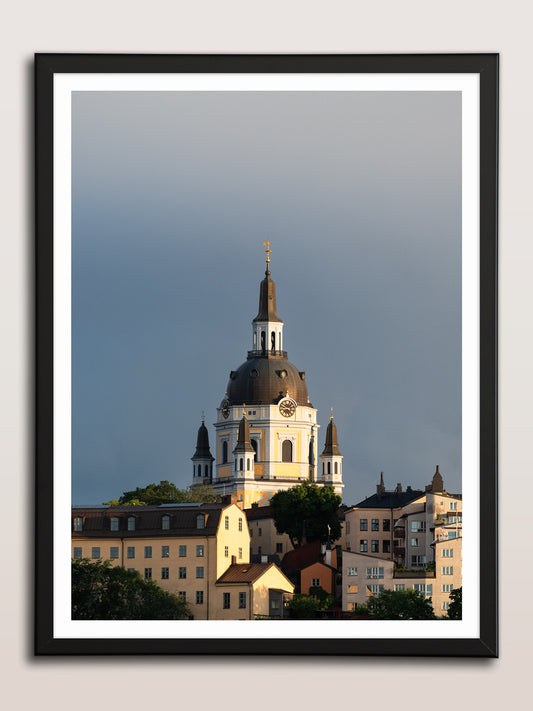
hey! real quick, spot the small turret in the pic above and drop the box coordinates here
[191,415,215,484]
[320,412,343,484]
[233,407,255,479]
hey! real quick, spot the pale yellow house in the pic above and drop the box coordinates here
[215,562,294,619]
[71,501,292,620]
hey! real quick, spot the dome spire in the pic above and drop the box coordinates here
[253,242,282,324]
[321,415,342,456]
[264,240,271,276]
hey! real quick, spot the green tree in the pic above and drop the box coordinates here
[103,480,221,506]
[308,585,335,610]
[72,559,190,620]
[365,588,436,620]
[447,586,462,619]
[270,481,342,547]
[288,594,322,619]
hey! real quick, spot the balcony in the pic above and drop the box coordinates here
[394,529,405,539]
[247,349,288,359]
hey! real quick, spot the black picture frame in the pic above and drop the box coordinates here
[35,53,498,657]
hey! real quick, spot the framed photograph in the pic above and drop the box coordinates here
[35,53,498,656]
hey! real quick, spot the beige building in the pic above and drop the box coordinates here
[432,531,462,616]
[245,505,293,562]
[344,468,462,569]
[72,501,293,620]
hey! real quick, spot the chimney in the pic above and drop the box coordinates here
[325,540,332,567]
[377,472,386,496]
[396,483,402,493]
[231,555,237,565]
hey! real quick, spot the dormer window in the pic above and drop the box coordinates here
[162,515,170,530]
[73,516,83,532]
[127,516,136,531]
[110,517,119,531]
[197,514,205,529]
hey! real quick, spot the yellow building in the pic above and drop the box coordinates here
[71,501,293,620]
[190,243,344,507]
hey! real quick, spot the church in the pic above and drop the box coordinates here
[190,243,344,508]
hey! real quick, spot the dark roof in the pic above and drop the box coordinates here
[245,505,275,521]
[226,356,309,406]
[321,417,342,456]
[352,490,424,509]
[216,562,274,584]
[72,504,226,538]
[281,540,322,573]
[253,271,283,323]
[191,420,214,461]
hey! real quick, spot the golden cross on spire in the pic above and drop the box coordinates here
[330,407,334,420]
[263,240,271,264]
[201,410,205,423]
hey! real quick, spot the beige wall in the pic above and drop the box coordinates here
[432,536,462,617]
[247,515,293,559]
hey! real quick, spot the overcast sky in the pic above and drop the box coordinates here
[71,90,462,506]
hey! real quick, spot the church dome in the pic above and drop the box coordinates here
[226,357,310,406]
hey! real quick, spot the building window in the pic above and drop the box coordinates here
[73,547,82,559]
[179,567,187,579]
[345,521,350,534]
[448,531,458,540]
[144,568,152,580]
[223,593,231,609]
[366,567,384,579]
[127,568,135,573]
[347,584,358,594]
[179,545,187,557]
[371,519,379,531]
[224,546,229,557]
[196,566,204,579]
[196,545,204,557]
[327,462,331,475]
[282,440,293,462]
[383,540,391,553]
[360,519,368,531]
[371,540,379,553]
[127,516,135,531]
[178,592,186,602]
[312,578,320,587]
[144,546,152,558]
[110,517,119,531]
[414,584,432,596]
[251,439,258,461]
[239,457,244,470]
[238,518,243,531]
[347,567,358,576]
[91,547,100,559]
[162,515,170,530]
[161,567,169,579]
[442,566,454,575]
[411,538,419,547]
[395,584,405,591]
[411,520,425,532]
[442,548,454,558]
[110,546,119,559]
[250,529,253,537]
[367,584,384,596]
[258,527,262,537]
[257,546,262,556]
[411,555,426,567]
[196,591,204,604]
[161,545,169,558]
[383,519,391,532]
[196,514,205,529]
[334,462,338,474]
[442,602,450,610]
[442,584,454,592]
[276,543,283,554]
[225,515,229,530]
[360,540,368,552]
[239,547,243,559]
[127,546,135,559]
[450,502,458,510]
[73,517,83,532]
[347,603,355,611]
[239,592,247,609]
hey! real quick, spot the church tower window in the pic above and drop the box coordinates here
[222,440,228,464]
[282,440,293,462]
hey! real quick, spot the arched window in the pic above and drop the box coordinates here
[334,462,338,474]
[327,462,331,475]
[222,440,228,464]
[251,439,258,461]
[240,457,244,471]
[271,331,276,352]
[282,440,293,462]
[204,465,209,477]
[322,462,325,475]
[247,458,250,470]
[260,330,266,354]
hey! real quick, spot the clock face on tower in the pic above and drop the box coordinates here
[221,400,230,419]
[279,398,296,418]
